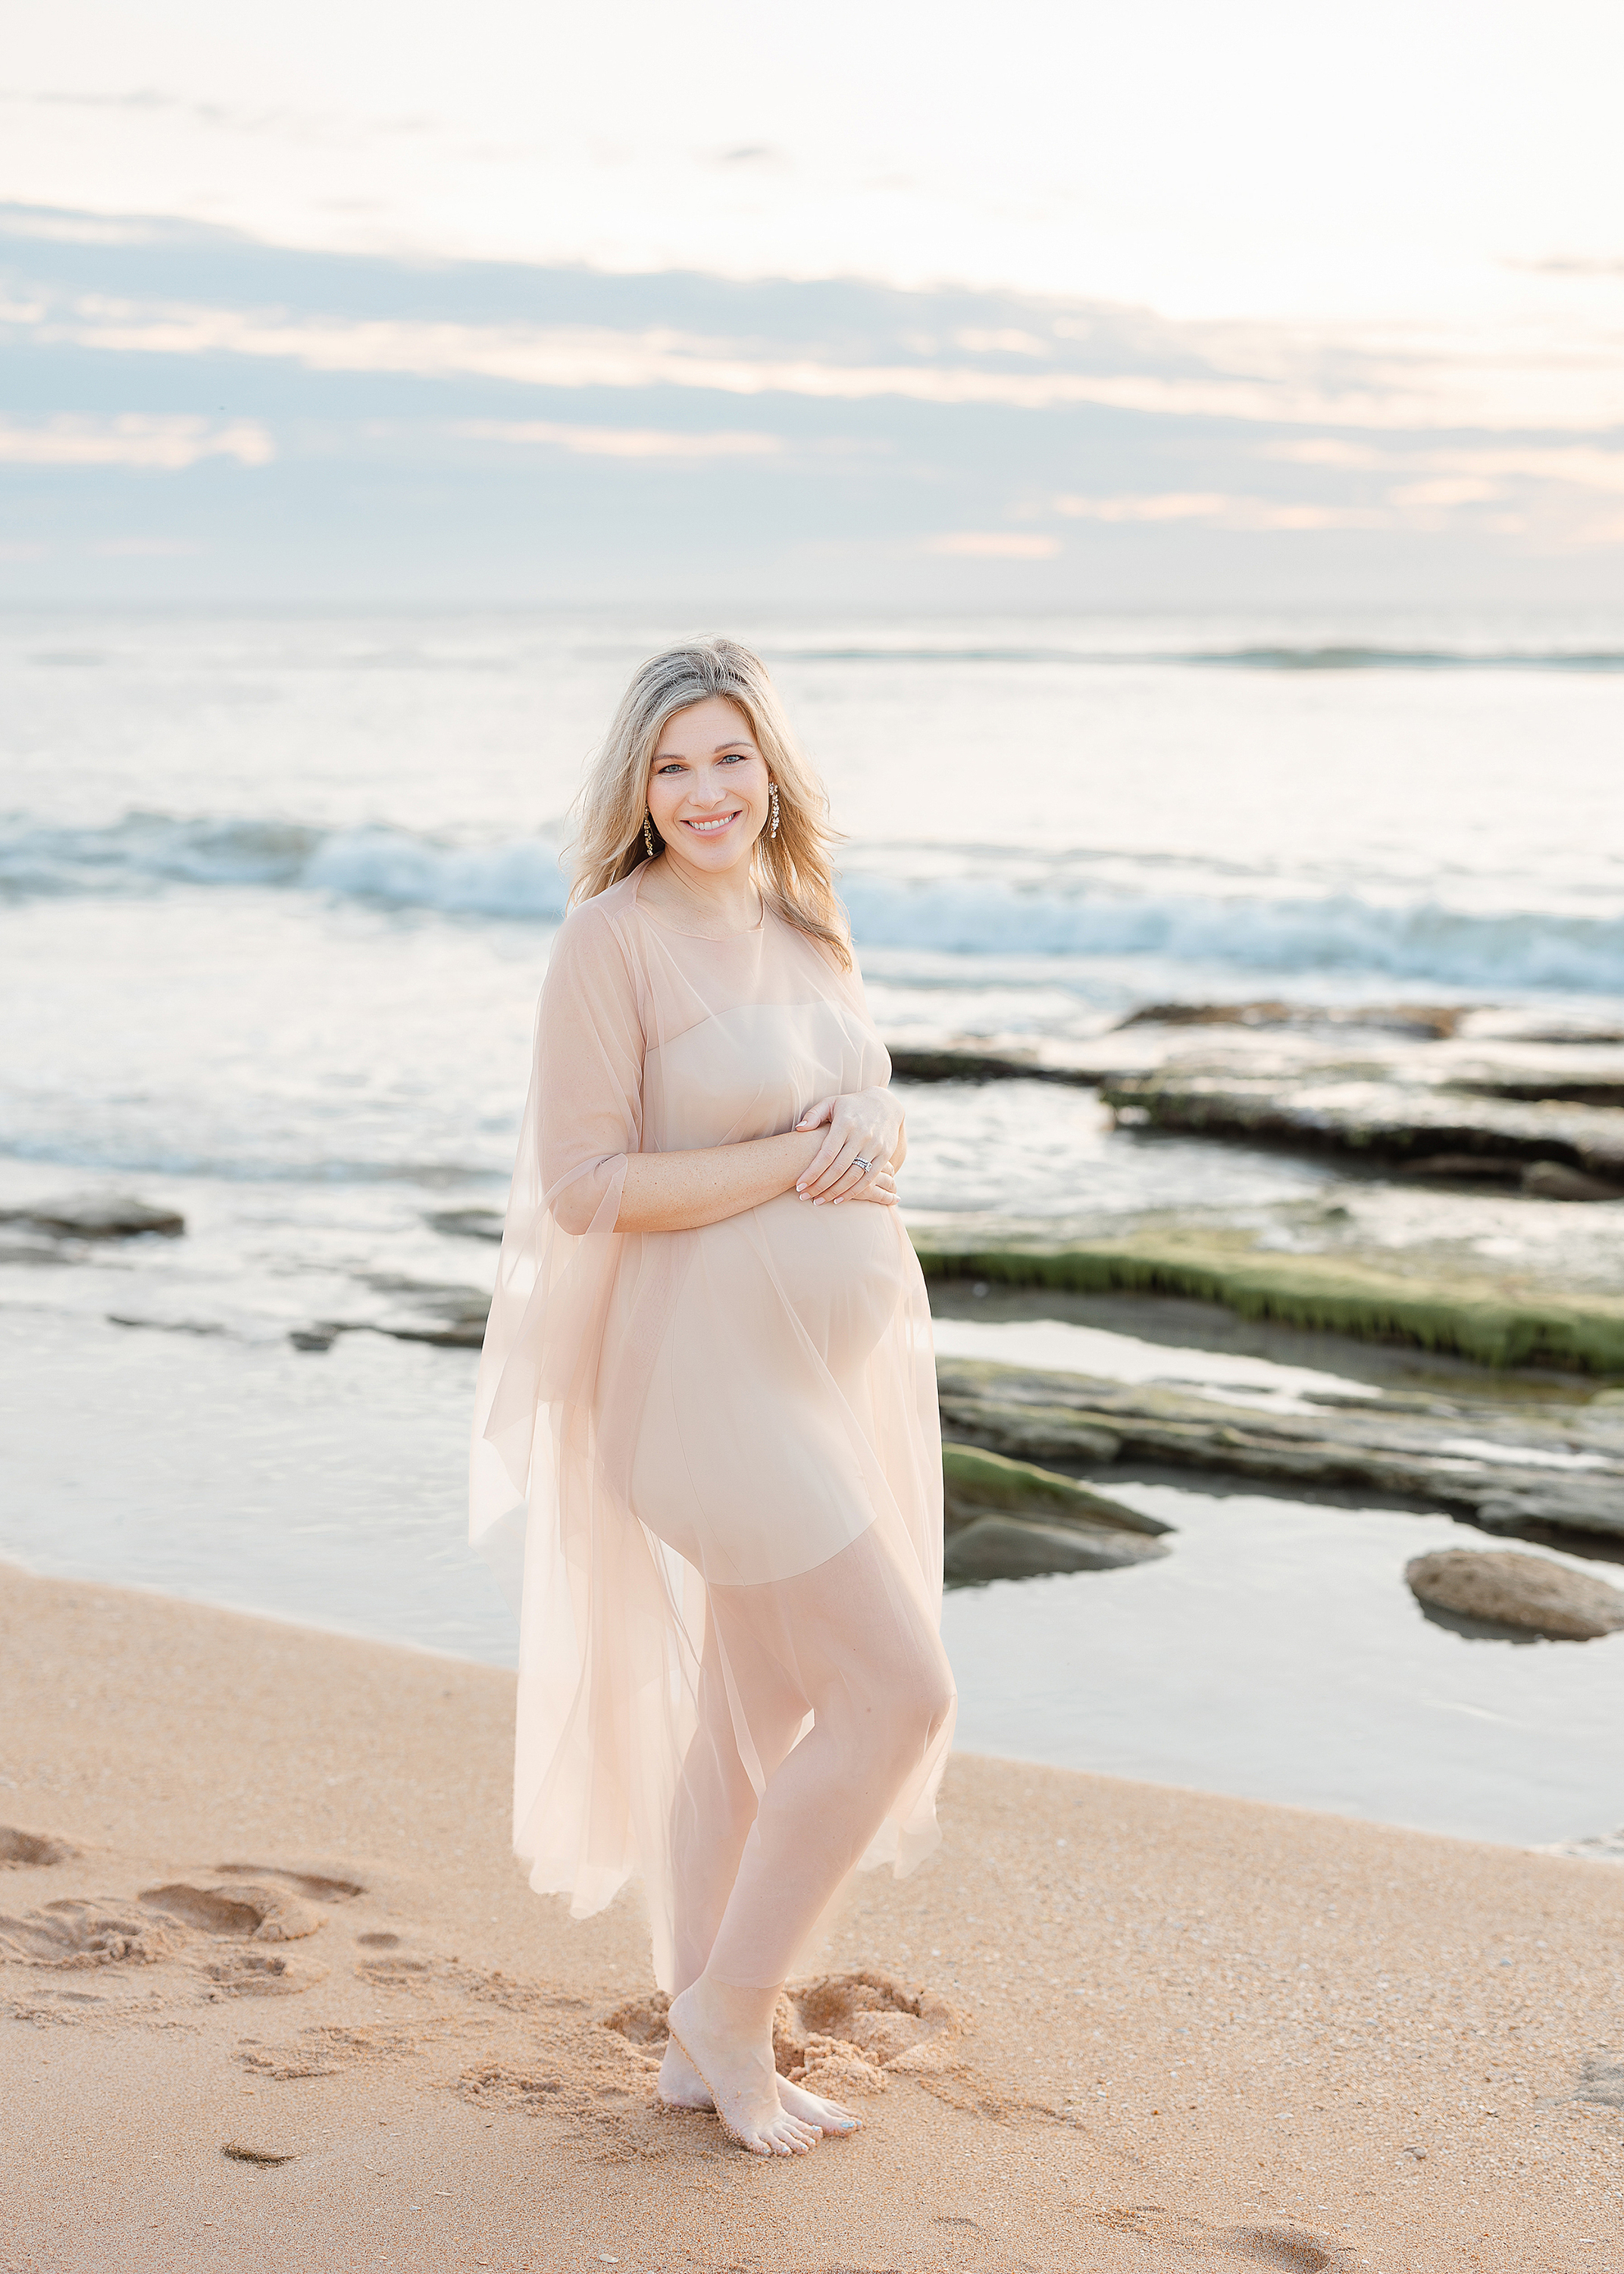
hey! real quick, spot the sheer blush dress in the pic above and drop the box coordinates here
[470,868,954,1991]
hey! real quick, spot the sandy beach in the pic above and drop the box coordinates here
[2,1557,1619,2272]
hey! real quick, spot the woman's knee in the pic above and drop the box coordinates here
[856,1632,955,1760]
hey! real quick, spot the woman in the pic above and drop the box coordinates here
[471,639,956,2158]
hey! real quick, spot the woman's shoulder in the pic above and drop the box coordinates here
[547,878,644,991]
[557,872,642,942]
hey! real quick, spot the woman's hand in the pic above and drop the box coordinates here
[793,1087,904,1204]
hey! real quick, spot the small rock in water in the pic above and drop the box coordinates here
[1522,1160,1624,1203]
[1406,1547,1624,1642]
[1396,1152,1522,1182]
[945,1515,1168,1583]
[425,1207,505,1242]
[0,1194,184,1239]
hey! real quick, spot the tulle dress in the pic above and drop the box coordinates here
[470,867,953,1991]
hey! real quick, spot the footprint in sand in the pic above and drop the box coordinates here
[601,1969,961,2099]
[1,1827,80,1868]
[1099,2207,1357,2271]
[198,1950,329,1998]
[1217,2228,1360,2272]
[139,1880,326,1943]
[215,1863,366,1903]
[0,1897,183,1969]
[2,1872,347,1999]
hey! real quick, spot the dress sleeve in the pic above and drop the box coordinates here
[537,907,645,1236]
[469,901,644,1576]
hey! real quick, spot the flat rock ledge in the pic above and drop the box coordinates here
[1405,1548,1624,1642]
[937,1355,1624,1544]
[940,1440,1171,1584]
[1101,1070,1624,1191]
[912,1230,1624,1375]
[0,1193,185,1239]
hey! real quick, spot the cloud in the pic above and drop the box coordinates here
[22,297,1617,433]
[88,536,204,555]
[0,415,274,469]
[928,532,1061,558]
[953,328,1051,358]
[1054,493,1382,531]
[455,420,784,459]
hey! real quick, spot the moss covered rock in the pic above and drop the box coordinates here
[913,1229,1624,1374]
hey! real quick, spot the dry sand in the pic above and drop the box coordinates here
[1,1557,1619,2272]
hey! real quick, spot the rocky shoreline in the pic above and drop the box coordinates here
[912,1228,1624,1373]
[936,1350,1624,1547]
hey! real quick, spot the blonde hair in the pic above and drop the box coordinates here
[567,638,850,967]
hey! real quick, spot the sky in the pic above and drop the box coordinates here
[4,0,1623,607]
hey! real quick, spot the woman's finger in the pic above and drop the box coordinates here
[805,1123,881,1200]
[798,1110,864,1195]
[794,1096,837,1130]
[796,1124,852,1194]
[807,1136,870,1201]
[823,1138,888,1200]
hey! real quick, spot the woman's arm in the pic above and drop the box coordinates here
[614,1128,828,1235]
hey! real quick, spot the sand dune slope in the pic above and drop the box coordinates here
[2,1559,1619,2272]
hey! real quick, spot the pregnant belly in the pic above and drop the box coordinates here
[746,1186,906,1382]
[623,1190,911,1583]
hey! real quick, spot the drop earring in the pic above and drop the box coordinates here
[643,812,655,858]
[768,781,781,839]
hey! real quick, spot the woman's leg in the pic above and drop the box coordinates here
[660,1594,867,2136]
[659,1612,796,2109]
[666,1526,956,2155]
[668,1618,786,1996]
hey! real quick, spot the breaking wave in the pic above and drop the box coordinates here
[0,811,574,922]
[4,810,1622,993]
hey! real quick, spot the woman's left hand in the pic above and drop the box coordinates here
[794,1086,904,1204]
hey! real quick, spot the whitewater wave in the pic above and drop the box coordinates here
[839,875,1624,993]
[0,811,574,922]
[775,641,1624,672]
[4,810,1622,994]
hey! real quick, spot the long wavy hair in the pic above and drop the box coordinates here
[566,639,850,967]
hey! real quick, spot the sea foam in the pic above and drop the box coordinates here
[3,811,1622,994]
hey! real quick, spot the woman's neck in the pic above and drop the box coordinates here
[640,851,762,937]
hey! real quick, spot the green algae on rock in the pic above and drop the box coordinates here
[912,1229,1624,1375]
[941,1442,1169,1535]
[940,1440,1172,1583]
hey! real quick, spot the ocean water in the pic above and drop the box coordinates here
[3,609,1622,1845]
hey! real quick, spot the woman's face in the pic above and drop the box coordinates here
[646,697,771,875]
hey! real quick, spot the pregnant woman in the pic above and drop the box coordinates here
[471,640,956,2158]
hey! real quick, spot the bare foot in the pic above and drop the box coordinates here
[666,1981,821,2157]
[658,2035,860,2136]
[778,2076,862,2136]
[656,2034,712,2110]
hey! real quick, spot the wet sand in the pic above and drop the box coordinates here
[2,1558,1619,2272]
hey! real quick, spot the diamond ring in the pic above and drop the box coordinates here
[853,1156,871,1176]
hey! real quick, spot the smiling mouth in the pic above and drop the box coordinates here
[682,810,743,835]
